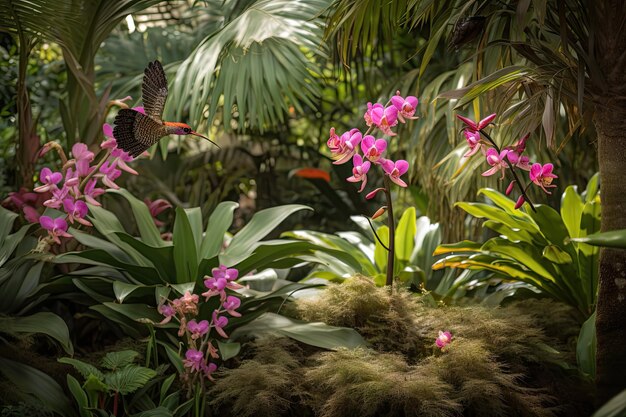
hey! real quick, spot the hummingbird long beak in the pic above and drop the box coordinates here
[191,131,220,148]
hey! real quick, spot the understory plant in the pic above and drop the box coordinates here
[434,178,600,321]
[327,92,417,286]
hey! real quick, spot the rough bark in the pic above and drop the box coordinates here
[592,0,626,405]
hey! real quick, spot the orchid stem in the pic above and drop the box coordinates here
[383,176,395,288]
[366,217,390,251]
[479,129,537,212]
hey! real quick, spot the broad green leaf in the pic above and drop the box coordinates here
[395,207,416,261]
[0,312,73,354]
[184,207,203,256]
[200,201,238,259]
[483,238,556,282]
[83,373,109,394]
[433,240,483,255]
[108,189,166,247]
[58,357,105,381]
[583,173,600,203]
[479,188,534,220]
[374,225,389,271]
[230,312,366,350]
[542,245,573,264]
[592,389,626,417]
[105,365,157,395]
[528,204,571,248]
[571,230,626,249]
[217,341,241,361]
[114,282,144,303]
[0,205,18,244]
[173,207,199,283]
[577,311,596,378]
[66,375,90,417]
[116,233,176,281]
[101,350,140,370]
[102,302,164,324]
[561,186,584,238]
[159,342,184,374]
[221,204,312,266]
[0,224,31,266]
[0,358,76,417]
[455,202,538,234]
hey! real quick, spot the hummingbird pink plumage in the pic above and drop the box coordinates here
[113,60,218,157]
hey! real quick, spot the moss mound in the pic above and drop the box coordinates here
[213,276,592,417]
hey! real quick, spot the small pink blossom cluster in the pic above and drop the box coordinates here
[457,113,558,209]
[436,330,452,349]
[157,265,244,384]
[25,107,146,245]
[327,91,417,193]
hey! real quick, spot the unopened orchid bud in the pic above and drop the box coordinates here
[365,187,385,200]
[514,195,525,209]
[505,180,516,196]
[371,206,388,219]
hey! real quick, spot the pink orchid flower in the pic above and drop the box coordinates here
[212,265,239,281]
[436,330,452,349]
[183,349,205,373]
[370,104,398,136]
[23,206,40,223]
[381,159,409,188]
[99,161,122,189]
[223,295,242,317]
[144,198,172,227]
[202,266,242,302]
[202,362,218,381]
[390,93,418,122]
[456,113,497,132]
[157,303,175,324]
[71,143,95,177]
[346,154,371,193]
[530,163,558,194]
[103,123,137,174]
[43,186,69,209]
[212,311,229,338]
[481,148,509,179]
[83,178,105,206]
[62,198,92,226]
[506,152,531,171]
[187,319,210,339]
[64,167,80,188]
[172,291,199,315]
[462,130,482,158]
[328,128,363,165]
[33,168,63,193]
[360,135,387,163]
[40,216,72,244]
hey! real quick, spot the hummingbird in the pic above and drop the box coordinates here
[113,60,218,157]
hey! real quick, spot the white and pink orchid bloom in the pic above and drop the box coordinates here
[346,154,371,193]
[381,159,409,188]
[462,130,482,158]
[327,128,363,165]
[360,135,387,163]
[370,104,398,136]
[530,163,558,194]
[390,93,418,122]
[481,148,509,179]
[33,167,63,193]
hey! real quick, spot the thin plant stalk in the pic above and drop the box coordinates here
[383,176,395,287]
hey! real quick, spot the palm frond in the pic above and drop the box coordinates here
[167,0,331,133]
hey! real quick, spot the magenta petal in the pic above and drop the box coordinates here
[542,163,554,175]
[405,96,418,108]
[39,216,54,231]
[477,113,497,129]
[395,160,409,175]
[40,167,52,182]
[53,217,68,231]
[361,161,371,174]
[529,163,542,181]
[103,123,113,138]
[132,106,145,115]
[374,139,387,153]
[456,114,478,130]
[482,166,499,177]
[353,153,363,166]
[390,95,404,111]
[390,176,407,187]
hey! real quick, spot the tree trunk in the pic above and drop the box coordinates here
[592,0,626,405]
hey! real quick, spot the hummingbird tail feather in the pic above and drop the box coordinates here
[113,109,164,158]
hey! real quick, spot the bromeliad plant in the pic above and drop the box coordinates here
[433,176,600,321]
[327,92,417,287]
[456,113,558,210]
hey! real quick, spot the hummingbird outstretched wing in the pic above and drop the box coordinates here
[142,60,168,123]
[113,108,166,157]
